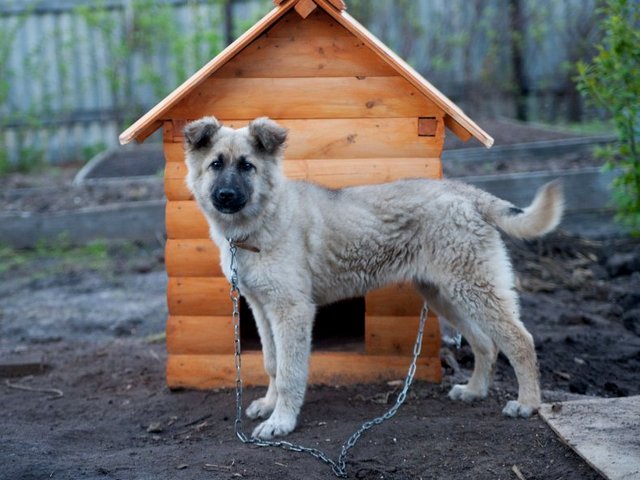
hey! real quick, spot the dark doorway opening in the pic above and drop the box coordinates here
[239,296,365,352]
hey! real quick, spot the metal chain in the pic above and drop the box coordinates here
[228,240,429,478]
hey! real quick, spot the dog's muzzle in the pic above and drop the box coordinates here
[212,188,246,214]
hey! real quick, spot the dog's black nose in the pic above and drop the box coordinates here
[216,188,237,203]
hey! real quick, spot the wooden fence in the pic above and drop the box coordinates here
[1,0,600,165]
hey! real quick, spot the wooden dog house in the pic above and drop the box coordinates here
[119,0,493,389]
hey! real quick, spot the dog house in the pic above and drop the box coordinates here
[119,0,493,389]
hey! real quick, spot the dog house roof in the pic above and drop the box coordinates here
[119,0,494,148]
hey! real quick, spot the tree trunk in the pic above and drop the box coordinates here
[509,0,528,121]
[223,0,235,46]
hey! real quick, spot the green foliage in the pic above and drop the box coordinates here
[0,238,110,275]
[576,0,640,234]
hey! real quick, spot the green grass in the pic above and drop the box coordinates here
[0,238,111,275]
[547,119,615,136]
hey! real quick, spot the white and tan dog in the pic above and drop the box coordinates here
[183,116,564,440]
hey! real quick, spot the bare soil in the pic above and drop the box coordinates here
[1,233,639,480]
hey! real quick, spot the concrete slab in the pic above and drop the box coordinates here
[540,396,640,480]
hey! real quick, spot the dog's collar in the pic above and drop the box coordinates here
[228,237,261,253]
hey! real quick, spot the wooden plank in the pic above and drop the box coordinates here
[167,276,231,316]
[119,0,298,145]
[166,201,209,239]
[326,0,346,10]
[444,114,473,142]
[167,77,443,120]
[165,239,221,277]
[365,283,424,316]
[294,0,317,18]
[312,0,494,147]
[164,142,184,163]
[168,118,444,160]
[266,7,350,37]
[365,314,440,356]
[164,158,442,201]
[418,117,437,136]
[167,351,442,389]
[0,354,47,378]
[167,316,234,354]
[215,33,396,78]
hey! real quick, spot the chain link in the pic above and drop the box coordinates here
[228,240,429,478]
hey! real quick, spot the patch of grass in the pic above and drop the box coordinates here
[537,119,615,136]
[0,238,112,275]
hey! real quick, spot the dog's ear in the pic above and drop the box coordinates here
[248,117,288,155]
[183,117,221,151]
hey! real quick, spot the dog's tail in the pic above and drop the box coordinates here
[481,180,564,239]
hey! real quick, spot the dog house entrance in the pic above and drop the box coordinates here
[239,297,366,352]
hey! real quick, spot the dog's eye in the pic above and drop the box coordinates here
[209,155,224,171]
[238,158,255,172]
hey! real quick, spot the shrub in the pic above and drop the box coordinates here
[576,0,640,234]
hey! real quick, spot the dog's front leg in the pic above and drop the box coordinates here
[251,299,315,440]
[243,296,278,420]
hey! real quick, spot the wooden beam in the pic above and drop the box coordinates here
[167,316,234,354]
[365,314,440,356]
[327,0,346,10]
[164,157,443,201]
[167,276,231,316]
[294,0,317,18]
[167,351,442,389]
[167,76,444,120]
[418,117,438,136]
[166,118,444,159]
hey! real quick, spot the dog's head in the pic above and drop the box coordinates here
[182,116,287,220]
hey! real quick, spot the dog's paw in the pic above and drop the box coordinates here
[246,397,276,420]
[251,413,296,440]
[502,400,537,418]
[448,384,487,403]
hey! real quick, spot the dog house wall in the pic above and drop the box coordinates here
[119,0,494,390]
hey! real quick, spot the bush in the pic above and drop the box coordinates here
[576,0,640,234]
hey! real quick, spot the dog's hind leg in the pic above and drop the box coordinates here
[484,291,541,418]
[251,299,315,440]
[416,283,497,402]
[243,296,278,420]
[436,281,540,418]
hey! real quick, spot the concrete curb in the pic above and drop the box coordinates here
[0,167,626,249]
[0,200,165,248]
[443,135,616,163]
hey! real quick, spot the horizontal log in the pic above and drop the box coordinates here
[167,276,231,316]
[166,316,233,354]
[164,140,184,163]
[167,351,442,389]
[215,33,396,78]
[165,239,221,277]
[167,77,443,120]
[166,201,209,239]
[365,314,440,356]
[164,158,442,201]
[164,161,191,201]
[365,283,424,316]
[165,177,193,201]
[166,118,444,160]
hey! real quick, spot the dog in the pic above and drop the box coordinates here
[183,116,564,440]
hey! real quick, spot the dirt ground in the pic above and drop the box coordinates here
[1,232,639,480]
